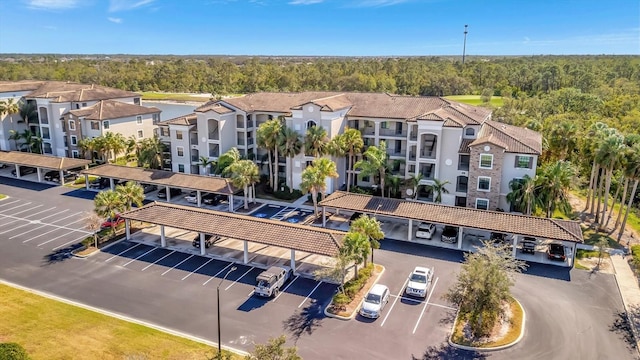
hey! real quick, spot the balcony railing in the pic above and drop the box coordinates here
[208,131,219,140]
[456,184,468,193]
[236,120,244,128]
[420,150,436,159]
[409,152,416,161]
[247,138,254,145]
[237,137,245,146]
[362,127,375,136]
[379,129,407,137]
[190,137,198,145]
[458,163,470,171]
[388,149,406,157]
[191,155,199,162]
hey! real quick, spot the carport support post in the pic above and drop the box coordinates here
[457,226,463,249]
[512,235,518,258]
[407,219,413,241]
[322,206,326,227]
[84,174,89,190]
[109,178,115,190]
[165,186,171,202]
[197,190,202,207]
[59,170,65,185]
[228,194,234,212]
[14,164,20,178]
[243,241,248,264]
[290,249,296,274]
[36,167,42,182]
[160,225,166,247]
[125,219,131,240]
[199,233,206,256]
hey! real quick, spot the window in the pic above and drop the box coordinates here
[82,102,87,107]
[61,120,66,132]
[177,146,184,157]
[176,131,183,140]
[43,142,52,154]
[72,150,79,158]
[136,115,143,124]
[465,128,475,136]
[70,135,78,146]
[479,154,493,169]
[41,127,50,140]
[68,120,76,131]
[91,121,100,130]
[103,121,110,130]
[381,122,388,129]
[75,104,80,109]
[306,120,316,129]
[64,136,68,147]
[134,98,140,105]
[515,155,533,169]
[160,127,169,137]
[152,113,160,124]
[178,164,185,173]
[137,130,143,138]
[476,198,489,210]
[477,176,491,191]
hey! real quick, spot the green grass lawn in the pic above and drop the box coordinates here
[582,227,623,249]
[0,194,6,200]
[445,95,504,107]
[0,283,242,360]
[140,91,211,102]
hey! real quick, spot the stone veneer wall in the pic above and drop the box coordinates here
[467,143,505,210]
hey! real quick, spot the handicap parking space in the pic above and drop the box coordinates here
[251,204,314,224]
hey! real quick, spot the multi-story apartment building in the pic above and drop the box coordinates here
[0,81,160,158]
[158,92,542,211]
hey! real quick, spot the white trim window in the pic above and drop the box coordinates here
[477,176,491,191]
[306,120,316,129]
[136,115,143,124]
[68,120,76,131]
[70,135,78,146]
[176,131,183,140]
[465,128,475,136]
[91,121,100,130]
[103,120,110,130]
[476,198,489,210]
[177,146,184,157]
[515,155,534,169]
[71,150,79,158]
[137,130,144,138]
[479,154,493,169]
[178,164,185,173]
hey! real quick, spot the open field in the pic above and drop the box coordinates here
[0,283,241,360]
[140,91,211,102]
[445,95,504,107]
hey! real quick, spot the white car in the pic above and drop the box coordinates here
[359,284,390,319]
[415,222,436,239]
[405,266,433,298]
[185,191,199,203]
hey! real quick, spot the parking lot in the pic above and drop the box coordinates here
[251,204,314,224]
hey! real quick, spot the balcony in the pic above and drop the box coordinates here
[419,164,435,181]
[420,149,436,159]
[190,136,198,146]
[208,130,219,141]
[388,149,406,157]
[458,155,470,171]
[247,137,254,145]
[208,144,219,158]
[379,129,407,138]
[409,152,416,161]
[247,119,254,128]
[362,123,375,136]
[456,176,468,193]
[458,162,470,171]
[409,126,418,141]
[191,155,199,162]
[236,119,244,128]
[237,137,245,146]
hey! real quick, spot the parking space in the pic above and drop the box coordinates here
[252,204,314,224]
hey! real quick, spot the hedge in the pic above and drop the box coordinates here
[332,264,374,310]
[0,343,30,360]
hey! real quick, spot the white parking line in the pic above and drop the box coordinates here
[141,250,176,271]
[19,226,60,242]
[182,258,215,280]
[273,275,299,301]
[105,243,143,262]
[162,254,194,276]
[48,212,84,225]
[0,207,56,231]
[428,303,457,311]
[203,263,234,286]
[37,229,87,247]
[380,277,410,327]
[412,277,439,334]
[51,234,93,251]
[0,199,20,208]
[0,202,32,213]
[36,209,69,222]
[225,267,254,290]
[122,247,158,267]
[298,281,322,308]
[10,204,43,216]
[61,216,90,227]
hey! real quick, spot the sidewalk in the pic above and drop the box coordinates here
[610,254,640,355]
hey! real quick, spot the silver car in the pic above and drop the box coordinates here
[359,284,390,319]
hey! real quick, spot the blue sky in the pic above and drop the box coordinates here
[0,0,638,55]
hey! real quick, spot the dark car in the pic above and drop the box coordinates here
[11,166,36,177]
[192,234,220,248]
[349,212,363,224]
[547,243,566,261]
[157,187,182,199]
[44,170,78,183]
[142,183,158,194]
[441,226,458,243]
[202,193,223,205]
[521,237,536,254]
[89,177,110,189]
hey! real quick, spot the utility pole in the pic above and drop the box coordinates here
[462,24,469,64]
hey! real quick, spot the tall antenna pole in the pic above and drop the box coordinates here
[462,24,469,64]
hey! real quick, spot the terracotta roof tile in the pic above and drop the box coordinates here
[67,100,160,120]
[157,113,198,126]
[0,80,46,93]
[26,82,139,102]
[319,192,583,242]
[474,120,542,155]
[121,202,344,256]
[0,151,91,170]
[195,102,234,114]
[458,139,474,153]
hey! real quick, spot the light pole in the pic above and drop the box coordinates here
[217,266,237,360]
[462,24,469,64]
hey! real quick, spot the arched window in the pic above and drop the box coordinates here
[306,120,316,129]
[465,128,475,136]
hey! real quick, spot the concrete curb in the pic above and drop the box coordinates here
[610,254,640,357]
[0,195,8,201]
[323,265,386,321]
[448,297,526,352]
[0,279,249,357]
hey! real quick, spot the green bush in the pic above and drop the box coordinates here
[340,264,374,299]
[274,186,303,200]
[631,245,640,270]
[0,343,30,360]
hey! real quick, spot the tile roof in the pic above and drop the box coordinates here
[319,192,583,243]
[0,151,91,170]
[472,120,542,155]
[293,94,353,112]
[157,113,198,126]
[67,100,160,120]
[121,202,344,257]
[458,139,474,153]
[80,164,238,195]
[0,80,46,93]
[195,102,234,114]
[25,81,139,102]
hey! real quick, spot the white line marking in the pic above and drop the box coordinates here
[60,216,89,227]
[19,226,60,242]
[51,234,93,251]
[0,202,32,213]
[38,229,88,247]
[182,258,215,280]
[162,254,194,276]
[48,211,84,224]
[105,243,142,262]
[298,281,322,308]
[0,199,20,208]
[413,277,439,334]
[141,250,176,271]
[10,204,43,216]
[36,209,69,222]
[428,303,457,311]
[122,247,158,266]
[225,267,254,290]
[274,275,299,301]
[0,207,56,231]
[381,277,410,327]
[203,263,233,286]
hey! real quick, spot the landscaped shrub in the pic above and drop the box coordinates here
[339,264,374,300]
[631,245,640,271]
[0,343,30,360]
[274,186,303,200]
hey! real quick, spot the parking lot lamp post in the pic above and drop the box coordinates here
[217,266,237,360]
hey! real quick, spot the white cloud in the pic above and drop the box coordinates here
[289,0,324,4]
[25,0,80,10]
[107,17,122,23]
[108,0,155,12]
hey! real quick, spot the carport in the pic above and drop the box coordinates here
[0,151,91,185]
[80,164,240,212]
[119,202,344,275]
[319,191,583,267]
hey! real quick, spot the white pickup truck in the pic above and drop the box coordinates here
[254,266,291,297]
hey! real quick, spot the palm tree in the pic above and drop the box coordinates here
[225,159,260,210]
[618,143,640,242]
[386,174,402,198]
[354,141,388,198]
[537,160,575,218]
[350,214,384,265]
[7,130,22,152]
[219,147,242,176]
[304,125,329,158]
[410,173,423,200]
[342,128,364,192]
[506,175,538,215]
[341,231,371,277]
[77,137,96,161]
[115,181,144,211]
[583,122,610,213]
[300,158,338,216]
[138,135,166,169]
[278,126,302,192]
[594,132,624,228]
[611,136,640,234]
[198,155,216,175]
[425,179,450,203]
[94,190,125,236]
[125,136,138,160]
[18,100,36,124]
[257,119,282,190]
[11,129,42,153]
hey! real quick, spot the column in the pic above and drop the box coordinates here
[197,190,202,207]
[407,219,413,241]
[165,186,171,202]
[570,243,576,268]
[200,233,206,255]
[243,240,249,264]
[290,249,296,273]
[125,219,131,240]
[109,178,115,190]
[59,170,65,185]
[84,174,89,190]
[229,194,234,212]
[322,206,326,227]
[14,164,20,179]
[36,168,42,182]
[160,225,166,247]
[512,235,518,258]
[457,226,463,249]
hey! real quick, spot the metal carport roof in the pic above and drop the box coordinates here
[0,151,91,170]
